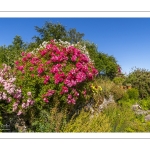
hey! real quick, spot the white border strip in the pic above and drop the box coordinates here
[0,133,150,139]
[0,12,150,18]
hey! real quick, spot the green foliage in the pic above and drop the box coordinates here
[0,35,26,67]
[139,98,150,110]
[125,68,150,99]
[103,104,147,132]
[126,88,139,100]
[63,110,111,132]
[33,22,68,45]
[113,76,125,85]
[32,22,85,46]
[67,28,84,44]
[29,102,67,132]
[118,98,138,107]
[110,85,125,101]
[93,77,114,99]
[80,41,119,80]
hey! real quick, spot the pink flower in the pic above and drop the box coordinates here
[51,56,59,62]
[27,53,32,59]
[71,55,77,62]
[46,60,51,64]
[50,64,62,74]
[22,57,27,62]
[27,92,32,96]
[22,102,26,108]
[43,98,49,103]
[61,86,68,94]
[45,90,55,97]
[21,52,25,56]
[13,102,18,111]
[54,72,65,84]
[7,97,12,103]
[29,67,34,71]
[72,89,79,97]
[37,67,44,74]
[76,72,86,83]
[83,90,86,95]
[17,110,22,116]
[40,49,47,56]
[17,66,24,71]
[15,61,19,65]
[46,44,52,50]
[2,92,7,100]
[43,75,50,84]
[67,94,76,104]
[30,100,34,105]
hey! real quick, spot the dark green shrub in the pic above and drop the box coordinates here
[127,88,139,100]
[29,102,68,132]
[125,68,150,99]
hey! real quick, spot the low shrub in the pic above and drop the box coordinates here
[126,88,139,100]
[113,76,125,85]
[29,102,68,132]
[110,85,125,101]
[63,110,111,132]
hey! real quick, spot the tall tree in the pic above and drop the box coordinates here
[12,35,24,50]
[67,28,84,44]
[33,22,68,45]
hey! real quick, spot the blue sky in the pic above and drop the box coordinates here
[0,18,150,75]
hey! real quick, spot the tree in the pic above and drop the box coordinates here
[33,22,68,45]
[0,35,26,67]
[12,35,25,50]
[81,41,118,79]
[67,28,84,44]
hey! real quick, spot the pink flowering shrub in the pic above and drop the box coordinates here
[0,64,19,112]
[0,40,98,118]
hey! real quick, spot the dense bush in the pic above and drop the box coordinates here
[29,101,67,132]
[0,39,98,129]
[126,88,139,100]
[125,68,150,99]
[113,76,125,85]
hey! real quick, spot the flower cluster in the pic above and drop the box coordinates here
[90,84,102,94]
[0,64,35,115]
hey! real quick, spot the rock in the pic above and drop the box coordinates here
[135,110,149,115]
[145,114,150,122]
[98,95,115,112]
[131,103,142,111]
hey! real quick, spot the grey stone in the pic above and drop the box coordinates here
[145,114,150,122]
